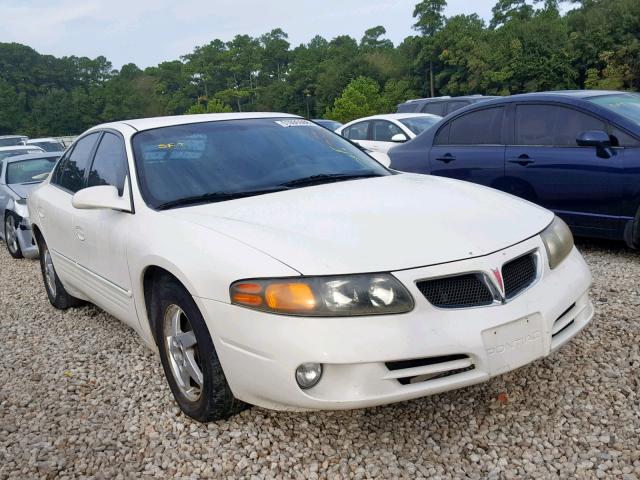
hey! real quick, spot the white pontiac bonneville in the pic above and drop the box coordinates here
[28,113,594,422]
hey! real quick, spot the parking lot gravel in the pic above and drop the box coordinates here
[1,240,639,479]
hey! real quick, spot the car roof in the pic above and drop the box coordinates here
[27,137,60,143]
[91,112,301,133]
[3,152,61,163]
[345,113,441,123]
[0,145,44,151]
[402,95,499,104]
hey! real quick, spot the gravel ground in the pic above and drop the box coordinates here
[0,240,638,479]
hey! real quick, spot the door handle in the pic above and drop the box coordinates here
[508,154,535,166]
[435,154,456,163]
[75,226,85,242]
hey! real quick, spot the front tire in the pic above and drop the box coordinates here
[38,237,84,309]
[152,276,247,422]
[5,213,23,259]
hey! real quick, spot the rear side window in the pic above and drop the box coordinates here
[88,133,128,195]
[397,102,417,113]
[445,101,469,114]
[447,107,504,145]
[54,132,100,193]
[344,122,370,141]
[371,121,404,141]
[515,105,606,146]
[421,102,445,116]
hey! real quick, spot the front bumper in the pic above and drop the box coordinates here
[198,236,593,411]
[15,215,38,259]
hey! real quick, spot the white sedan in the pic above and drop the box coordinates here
[336,113,441,153]
[28,113,593,422]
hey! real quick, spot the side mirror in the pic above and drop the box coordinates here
[72,178,132,212]
[576,130,613,158]
[391,133,408,143]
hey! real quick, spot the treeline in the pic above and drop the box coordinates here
[1,0,639,135]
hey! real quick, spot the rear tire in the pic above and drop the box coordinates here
[4,213,23,259]
[151,275,248,422]
[38,236,84,309]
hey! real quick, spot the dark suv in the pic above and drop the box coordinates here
[396,95,500,116]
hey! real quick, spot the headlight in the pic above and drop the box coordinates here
[230,274,414,316]
[540,216,574,269]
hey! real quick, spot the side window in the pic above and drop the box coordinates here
[434,123,451,145]
[448,107,504,145]
[445,101,469,115]
[515,105,606,146]
[87,132,128,195]
[55,132,100,193]
[421,102,445,116]
[609,126,640,147]
[345,122,370,141]
[371,121,403,142]
[51,149,72,185]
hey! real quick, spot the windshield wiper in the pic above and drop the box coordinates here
[155,187,289,210]
[279,172,382,188]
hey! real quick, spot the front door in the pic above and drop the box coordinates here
[72,130,137,325]
[504,103,624,234]
[428,106,506,188]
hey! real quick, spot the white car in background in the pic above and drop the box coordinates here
[336,113,441,154]
[0,135,28,147]
[28,113,593,423]
[0,145,45,161]
[26,137,66,152]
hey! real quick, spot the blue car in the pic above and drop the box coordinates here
[388,90,640,247]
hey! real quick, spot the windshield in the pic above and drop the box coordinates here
[399,116,440,135]
[0,137,27,147]
[0,149,42,160]
[132,118,389,209]
[31,141,64,152]
[6,157,57,184]
[587,93,640,125]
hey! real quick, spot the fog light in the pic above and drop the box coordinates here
[295,363,323,389]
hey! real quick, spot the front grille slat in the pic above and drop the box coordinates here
[502,253,537,299]
[416,273,493,309]
[416,251,538,309]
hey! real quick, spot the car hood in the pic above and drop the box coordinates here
[165,174,553,275]
[8,183,39,199]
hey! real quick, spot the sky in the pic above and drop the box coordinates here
[0,0,506,69]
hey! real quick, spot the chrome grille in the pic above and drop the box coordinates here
[416,273,494,309]
[503,253,537,299]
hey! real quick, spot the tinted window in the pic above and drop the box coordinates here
[56,132,100,193]
[371,121,404,141]
[447,107,504,145]
[609,126,640,147]
[345,122,370,141]
[397,102,418,113]
[445,101,469,114]
[515,105,606,146]
[6,157,57,184]
[88,133,128,195]
[132,119,388,209]
[434,123,451,145]
[421,102,445,116]
[31,141,64,152]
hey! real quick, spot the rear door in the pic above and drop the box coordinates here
[504,103,624,233]
[342,121,373,150]
[428,106,506,188]
[369,120,406,153]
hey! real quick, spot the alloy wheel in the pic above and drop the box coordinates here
[5,216,19,255]
[43,247,57,298]
[163,304,203,402]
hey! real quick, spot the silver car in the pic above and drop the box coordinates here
[0,153,60,258]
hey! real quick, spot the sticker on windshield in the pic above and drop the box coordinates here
[275,119,314,128]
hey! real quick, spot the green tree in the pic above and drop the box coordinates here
[325,76,384,123]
